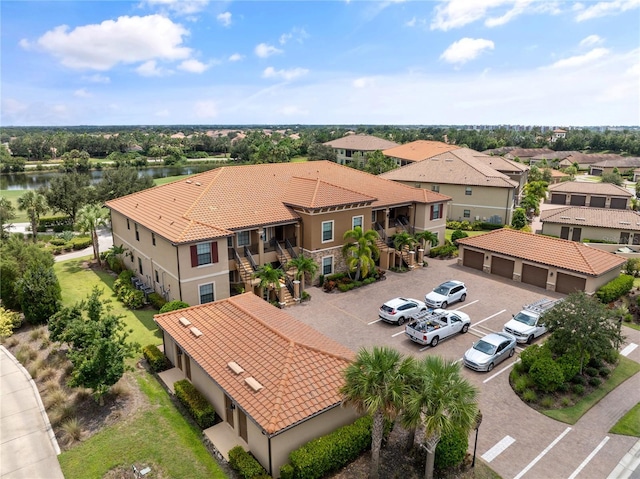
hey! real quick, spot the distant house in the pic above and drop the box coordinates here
[381,140,460,167]
[551,129,567,142]
[529,151,581,168]
[155,292,358,478]
[589,157,640,176]
[633,168,640,182]
[380,148,518,225]
[546,181,633,209]
[541,206,640,244]
[471,155,529,202]
[504,148,555,163]
[557,153,624,170]
[323,134,398,166]
[548,169,571,184]
[456,228,625,294]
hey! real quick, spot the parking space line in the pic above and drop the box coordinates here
[483,359,520,384]
[481,435,515,463]
[368,319,382,325]
[568,436,609,479]
[391,330,405,338]
[621,343,638,357]
[454,299,479,310]
[473,309,506,327]
[513,427,572,479]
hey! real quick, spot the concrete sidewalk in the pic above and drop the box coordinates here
[0,346,64,479]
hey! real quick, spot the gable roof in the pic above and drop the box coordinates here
[591,157,640,168]
[457,229,625,276]
[380,148,518,188]
[282,177,376,209]
[530,150,581,161]
[154,293,354,435]
[504,148,555,159]
[323,134,398,151]
[548,181,633,197]
[381,140,460,162]
[473,155,529,173]
[564,153,624,165]
[541,206,640,231]
[106,161,451,244]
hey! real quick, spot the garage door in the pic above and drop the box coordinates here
[462,249,484,270]
[550,193,566,205]
[522,263,548,289]
[589,196,606,207]
[591,168,603,176]
[610,198,628,209]
[491,257,514,279]
[555,272,586,294]
[570,195,586,206]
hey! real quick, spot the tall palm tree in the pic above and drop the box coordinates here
[342,226,380,281]
[252,264,285,301]
[286,255,318,291]
[393,231,416,251]
[341,347,416,479]
[413,230,439,251]
[17,190,48,243]
[76,203,109,265]
[405,356,478,479]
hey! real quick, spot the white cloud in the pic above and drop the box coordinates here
[353,77,375,88]
[144,0,210,15]
[575,0,640,21]
[136,60,166,76]
[194,100,217,119]
[440,38,495,65]
[217,12,232,27]
[279,105,309,116]
[279,27,309,45]
[405,16,417,27]
[74,89,92,98]
[228,53,244,62]
[30,15,191,71]
[545,47,609,69]
[255,43,283,58]
[580,35,603,48]
[18,38,32,49]
[82,74,111,84]
[178,59,209,73]
[484,0,532,27]
[262,66,309,81]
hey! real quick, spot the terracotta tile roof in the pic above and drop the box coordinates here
[381,140,459,162]
[541,206,640,231]
[106,161,451,244]
[565,153,624,165]
[505,148,555,159]
[323,134,398,151]
[550,170,570,178]
[548,181,633,197]
[530,151,581,160]
[154,293,354,435]
[591,157,640,168]
[457,229,625,276]
[282,177,376,209]
[380,148,518,188]
[473,155,528,173]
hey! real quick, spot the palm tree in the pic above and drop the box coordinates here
[405,356,479,479]
[413,230,439,251]
[252,264,285,301]
[342,226,380,281]
[17,190,48,243]
[76,203,109,265]
[393,231,416,251]
[286,255,318,291]
[341,347,416,479]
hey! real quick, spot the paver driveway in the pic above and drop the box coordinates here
[287,258,640,479]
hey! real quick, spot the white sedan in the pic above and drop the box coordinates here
[379,297,427,325]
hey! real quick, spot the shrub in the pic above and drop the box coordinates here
[556,352,582,382]
[428,244,458,258]
[519,344,546,373]
[556,382,570,393]
[476,221,504,230]
[280,463,294,479]
[121,288,145,309]
[228,446,267,479]
[49,238,67,246]
[599,367,611,378]
[587,357,604,369]
[435,427,468,471]
[572,384,585,395]
[451,229,469,244]
[530,356,565,392]
[602,348,620,365]
[540,396,555,409]
[624,258,640,277]
[514,375,533,394]
[159,300,190,314]
[585,367,598,377]
[142,344,171,372]
[174,379,215,429]
[588,377,602,387]
[68,236,92,250]
[523,389,538,402]
[147,292,166,310]
[571,374,587,385]
[0,306,23,338]
[561,397,572,407]
[596,275,634,304]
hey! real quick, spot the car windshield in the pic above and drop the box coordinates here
[514,312,537,326]
[433,285,450,295]
[473,340,497,355]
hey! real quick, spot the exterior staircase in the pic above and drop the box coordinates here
[237,257,255,284]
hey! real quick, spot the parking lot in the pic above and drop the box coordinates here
[287,258,640,479]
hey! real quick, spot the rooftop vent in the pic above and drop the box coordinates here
[227,362,244,375]
[575,217,586,221]
[179,317,191,327]
[195,182,201,186]
[245,377,264,392]
[560,216,570,219]
[186,180,192,184]
[190,327,203,338]
[620,221,631,225]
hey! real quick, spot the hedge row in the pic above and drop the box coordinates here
[596,274,634,304]
[113,270,145,309]
[446,220,503,231]
[228,446,269,479]
[174,379,216,429]
[142,344,171,372]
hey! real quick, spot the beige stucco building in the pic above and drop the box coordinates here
[547,181,633,209]
[541,206,640,244]
[323,134,398,166]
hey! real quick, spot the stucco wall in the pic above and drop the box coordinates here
[541,223,640,244]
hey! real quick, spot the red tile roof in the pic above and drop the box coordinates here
[154,293,354,434]
[548,181,633,197]
[457,229,625,276]
[382,140,459,162]
[540,206,640,231]
[282,177,376,209]
[106,161,451,244]
[323,134,398,151]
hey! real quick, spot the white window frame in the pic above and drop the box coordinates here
[465,186,473,196]
[322,256,334,276]
[431,185,440,193]
[321,220,334,243]
[199,282,215,304]
[352,215,364,230]
[463,209,471,218]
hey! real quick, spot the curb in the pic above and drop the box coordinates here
[607,438,640,479]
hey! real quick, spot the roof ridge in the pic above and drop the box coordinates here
[310,178,321,208]
[182,167,225,219]
[266,341,296,433]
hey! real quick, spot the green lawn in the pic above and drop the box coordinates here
[0,189,39,223]
[444,229,491,242]
[543,356,640,424]
[609,402,640,436]
[291,156,309,163]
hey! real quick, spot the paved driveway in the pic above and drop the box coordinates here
[287,258,640,479]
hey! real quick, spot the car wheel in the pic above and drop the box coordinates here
[460,293,466,302]
[398,316,405,326]
[487,363,494,372]
[509,348,515,357]
[430,336,439,347]
[441,301,448,308]
[461,324,469,333]
[527,335,534,345]
[420,308,427,312]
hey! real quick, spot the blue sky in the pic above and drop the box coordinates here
[1,0,639,126]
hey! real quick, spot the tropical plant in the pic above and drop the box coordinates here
[340,347,416,479]
[413,230,439,251]
[393,231,417,251]
[17,190,48,242]
[76,203,109,265]
[252,264,285,301]
[0,196,16,239]
[286,254,318,291]
[342,226,380,281]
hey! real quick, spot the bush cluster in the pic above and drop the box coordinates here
[37,215,72,232]
[596,274,634,304]
[435,427,469,471]
[142,344,171,372]
[0,306,23,338]
[450,229,469,244]
[68,236,92,250]
[174,379,216,429]
[323,270,382,293]
[228,446,269,479]
[147,292,166,310]
[446,220,503,231]
[159,300,190,314]
[428,244,458,259]
[113,270,145,309]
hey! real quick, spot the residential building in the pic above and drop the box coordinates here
[106,161,451,306]
[528,150,581,167]
[546,181,633,209]
[557,153,624,170]
[551,129,567,142]
[541,206,640,244]
[589,157,640,176]
[381,140,460,167]
[470,154,529,202]
[154,292,358,477]
[548,169,571,184]
[380,148,518,225]
[323,134,398,166]
[504,148,555,163]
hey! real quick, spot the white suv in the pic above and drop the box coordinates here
[425,280,467,309]
[379,297,426,325]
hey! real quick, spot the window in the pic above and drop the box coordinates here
[190,242,219,267]
[135,224,140,241]
[199,283,214,304]
[130,253,134,263]
[463,210,471,218]
[346,150,352,158]
[430,203,442,220]
[152,233,156,246]
[352,215,363,230]
[322,220,334,243]
[227,237,233,248]
[322,256,333,276]
[138,257,143,275]
[431,185,440,193]
[127,219,130,230]
[237,231,250,247]
[155,270,159,283]
[465,187,472,196]
[371,211,376,223]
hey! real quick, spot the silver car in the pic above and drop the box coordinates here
[379,297,426,325]
[425,280,467,309]
[463,332,516,372]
